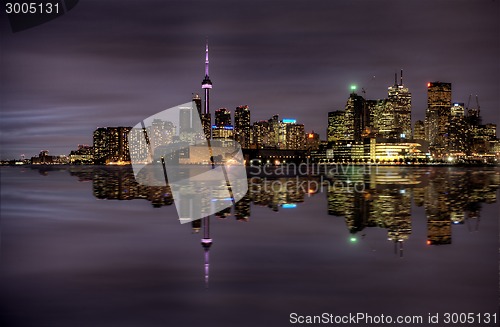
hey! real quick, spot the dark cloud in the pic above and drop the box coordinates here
[1,0,499,158]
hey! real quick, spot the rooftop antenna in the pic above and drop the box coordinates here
[400,69,403,85]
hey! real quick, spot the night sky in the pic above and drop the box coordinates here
[1,0,499,159]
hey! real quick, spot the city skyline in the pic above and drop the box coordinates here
[1,0,499,159]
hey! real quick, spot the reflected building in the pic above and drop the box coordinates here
[235,194,251,221]
[64,166,499,248]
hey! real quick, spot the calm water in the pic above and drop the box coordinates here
[1,165,498,327]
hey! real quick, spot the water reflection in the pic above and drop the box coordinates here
[42,165,499,249]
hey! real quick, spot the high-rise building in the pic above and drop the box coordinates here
[413,120,426,140]
[285,122,305,150]
[234,105,251,148]
[387,71,412,139]
[368,99,392,138]
[93,127,132,164]
[212,108,233,140]
[344,89,367,141]
[151,119,175,153]
[268,114,280,148]
[179,108,192,133]
[448,103,467,155]
[252,120,269,148]
[306,131,320,150]
[425,82,452,156]
[192,93,202,117]
[93,127,108,163]
[327,110,347,142]
[214,108,231,127]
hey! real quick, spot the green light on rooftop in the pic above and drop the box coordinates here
[350,237,357,243]
[350,85,357,91]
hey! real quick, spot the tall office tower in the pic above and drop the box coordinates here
[448,102,467,154]
[214,108,231,127]
[252,120,270,148]
[192,93,207,137]
[93,127,108,164]
[425,82,451,156]
[234,105,251,148]
[179,108,192,133]
[285,123,305,150]
[345,90,367,141]
[327,110,347,142]
[413,120,426,140]
[279,118,297,149]
[151,119,175,152]
[267,114,280,148]
[212,108,233,139]
[387,70,412,139]
[367,99,392,138]
[192,93,202,116]
[93,127,132,164]
[201,42,212,139]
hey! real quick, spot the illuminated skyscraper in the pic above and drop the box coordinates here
[268,114,280,148]
[306,131,320,150]
[179,108,192,133]
[93,127,132,164]
[448,103,468,155]
[425,82,452,157]
[368,99,392,138]
[192,93,202,116]
[234,105,251,148]
[387,71,412,139]
[344,89,367,141]
[252,120,269,148]
[212,108,233,139]
[214,108,231,127]
[327,110,347,142]
[93,127,108,163]
[285,122,305,150]
[413,120,425,140]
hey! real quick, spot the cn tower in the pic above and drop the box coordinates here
[201,41,212,139]
[202,41,212,113]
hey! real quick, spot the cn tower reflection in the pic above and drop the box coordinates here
[201,216,212,288]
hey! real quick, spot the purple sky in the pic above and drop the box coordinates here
[1,0,499,159]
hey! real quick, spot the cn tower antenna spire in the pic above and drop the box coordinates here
[205,40,209,77]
